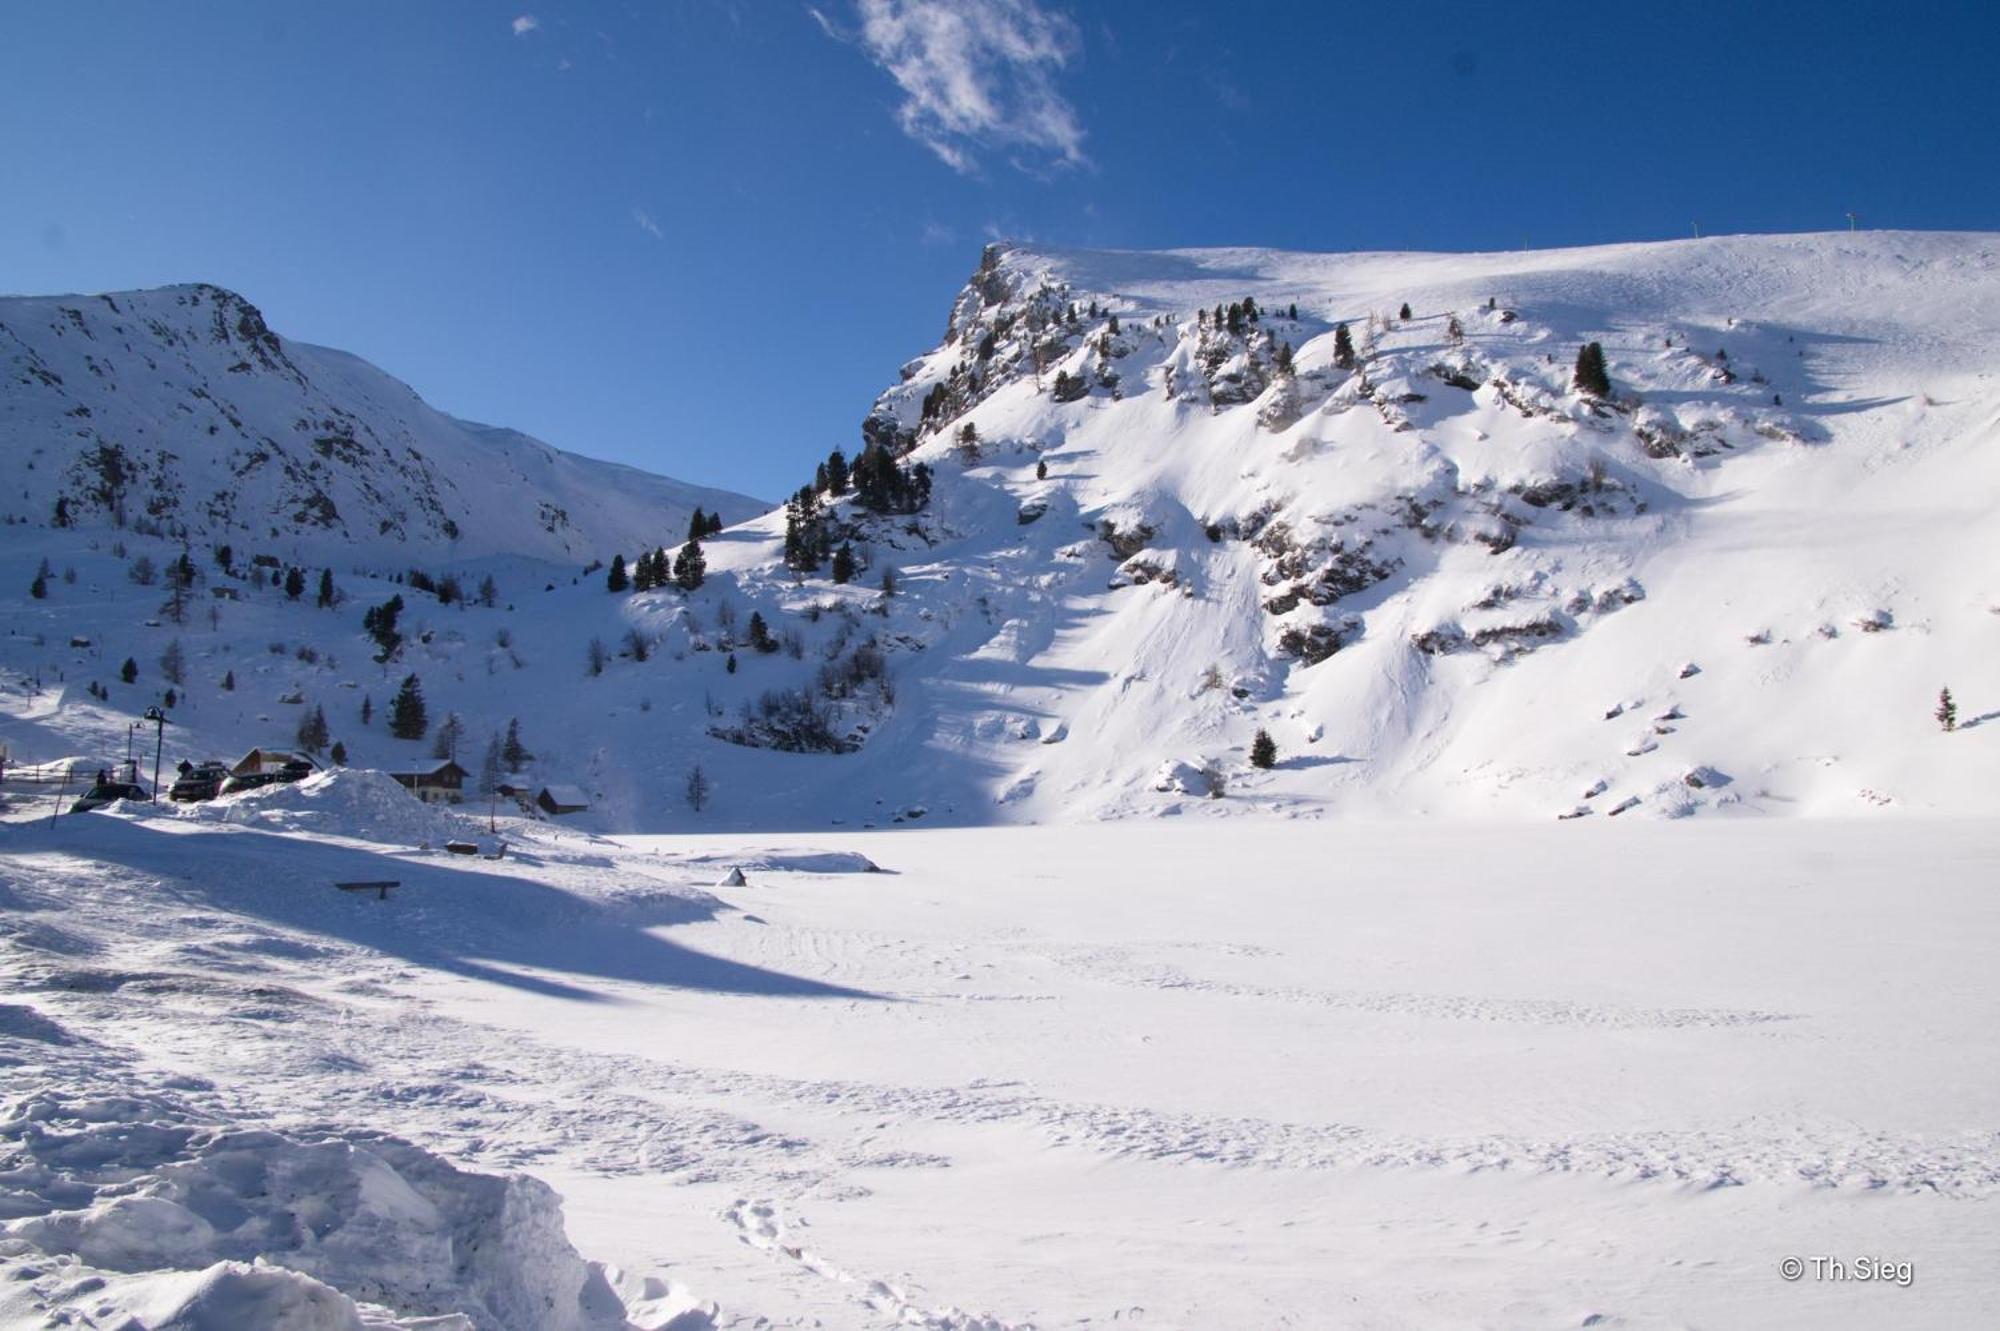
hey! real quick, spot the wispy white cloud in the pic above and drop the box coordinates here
[633,208,664,241]
[826,0,1087,175]
[511,14,539,36]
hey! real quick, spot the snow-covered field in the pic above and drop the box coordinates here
[5,783,1995,1327]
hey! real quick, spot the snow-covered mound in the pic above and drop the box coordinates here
[186,768,479,845]
[0,1086,660,1331]
[0,283,763,562]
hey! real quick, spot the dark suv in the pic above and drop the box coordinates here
[169,762,231,802]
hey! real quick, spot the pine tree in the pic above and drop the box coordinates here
[431,711,463,760]
[1399,302,1412,320]
[360,694,373,726]
[825,449,849,496]
[222,669,235,691]
[296,704,330,754]
[120,657,138,684]
[705,510,724,537]
[673,539,706,591]
[831,542,856,585]
[1937,686,1958,732]
[1250,728,1278,769]
[160,639,186,686]
[284,566,305,600]
[362,595,404,661]
[478,735,501,797]
[747,611,777,653]
[1036,458,1048,481]
[53,496,71,528]
[687,508,707,543]
[1333,322,1356,370]
[1273,342,1295,376]
[29,571,46,599]
[880,567,897,598]
[477,574,498,607]
[1573,342,1611,397]
[605,553,629,593]
[725,653,738,674]
[501,718,533,769]
[316,569,336,607]
[330,740,348,766]
[685,764,711,813]
[389,675,428,740]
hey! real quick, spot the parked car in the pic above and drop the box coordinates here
[71,780,151,813]
[169,762,231,802]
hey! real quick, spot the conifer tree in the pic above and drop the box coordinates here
[296,704,330,754]
[1250,728,1278,770]
[1399,302,1412,320]
[1573,342,1612,397]
[317,569,336,607]
[284,566,305,600]
[501,718,533,769]
[1333,322,1356,370]
[825,448,849,496]
[673,539,706,591]
[222,670,235,692]
[685,764,710,813]
[389,675,428,740]
[747,611,777,653]
[361,694,373,725]
[1937,686,1958,732]
[330,740,347,766]
[1036,458,1048,481]
[121,657,138,684]
[687,508,708,543]
[160,639,185,686]
[831,542,856,585]
[29,571,46,599]
[431,712,463,760]
[605,553,629,593]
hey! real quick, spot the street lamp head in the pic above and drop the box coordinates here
[144,706,167,723]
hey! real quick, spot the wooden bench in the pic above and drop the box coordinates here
[334,880,400,900]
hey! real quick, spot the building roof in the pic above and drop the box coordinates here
[390,759,468,780]
[538,783,590,808]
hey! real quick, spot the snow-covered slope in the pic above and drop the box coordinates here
[3,234,1996,826]
[0,283,763,561]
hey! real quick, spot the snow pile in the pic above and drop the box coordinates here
[0,1085,649,1330]
[193,769,477,845]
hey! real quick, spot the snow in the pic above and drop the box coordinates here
[0,284,764,564]
[4,232,1997,829]
[3,230,2000,1325]
[3,806,1998,1326]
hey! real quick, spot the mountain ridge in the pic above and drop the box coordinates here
[0,281,763,564]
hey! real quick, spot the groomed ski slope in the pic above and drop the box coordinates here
[3,782,1996,1327]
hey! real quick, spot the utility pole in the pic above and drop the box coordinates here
[1846,211,1857,232]
[144,705,168,800]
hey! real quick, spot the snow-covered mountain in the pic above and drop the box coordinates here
[0,283,763,561]
[3,233,1996,826]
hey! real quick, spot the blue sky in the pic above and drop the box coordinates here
[3,1,1994,501]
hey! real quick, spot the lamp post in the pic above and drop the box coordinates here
[143,705,168,801]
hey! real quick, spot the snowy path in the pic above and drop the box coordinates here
[3,806,1997,1326]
